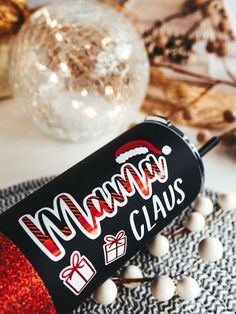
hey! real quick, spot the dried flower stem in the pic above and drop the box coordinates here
[185,19,203,37]
[143,0,213,37]
[152,62,236,88]
[143,67,236,130]
[222,59,236,84]
[140,0,236,133]
[168,83,216,121]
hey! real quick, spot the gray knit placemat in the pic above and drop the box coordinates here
[0,178,235,314]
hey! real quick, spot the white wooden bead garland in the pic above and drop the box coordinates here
[194,196,214,216]
[121,265,143,289]
[184,212,205,232]
[217,193,236,211]
[198,237,224,262]
[93,193,236,306]
[162,195,215,238]
[151,275,175,302]
[176,277,200,301]
[147,234,170,257]
[93,279,118,305]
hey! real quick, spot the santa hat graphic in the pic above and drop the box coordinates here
[115,140,172,164]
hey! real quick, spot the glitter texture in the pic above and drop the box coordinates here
[10,0,149,141]
[0,233,56,314]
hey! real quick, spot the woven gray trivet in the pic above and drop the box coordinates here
[0,178,235,314]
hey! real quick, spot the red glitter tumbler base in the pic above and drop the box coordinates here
[0,233,56,314]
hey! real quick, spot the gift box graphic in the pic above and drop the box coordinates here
[103,230,127,265]
[59,251,96,295]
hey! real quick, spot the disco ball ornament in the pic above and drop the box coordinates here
[10,0,149,141]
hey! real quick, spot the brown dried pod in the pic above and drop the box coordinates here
[218,20,230,33]
[206,40,216,53]
[182,110,192,121]
[155,35,168,48]
[216,42,228,57]
[197,130,213,144]
[223,110,235,123]
[219,8,227,18]
[154,20,163,28]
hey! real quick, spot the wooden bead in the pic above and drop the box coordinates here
[184,212,205,232]
[176,277,200,301]
[93,279,117,305]
[148,234,169,257]
[151,275,175,302]
[122,265,143,289]
[198,237,223,262]
[193,196,213,216]
[217,193,236,211]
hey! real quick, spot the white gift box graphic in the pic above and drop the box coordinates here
[103,230,127,265]
[60,251,96,295]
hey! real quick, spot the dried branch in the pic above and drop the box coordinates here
[168,83,216,120]
[143,0,213,37]
[185,19,203,37]
[222,59,236,84]
[152,62,236,88]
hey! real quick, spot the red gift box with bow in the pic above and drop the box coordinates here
[103,230,127,265]
[60,251,96,295]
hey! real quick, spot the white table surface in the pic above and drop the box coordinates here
[0,98,235,193]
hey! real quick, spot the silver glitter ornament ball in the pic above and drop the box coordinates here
[10,0,149,141]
